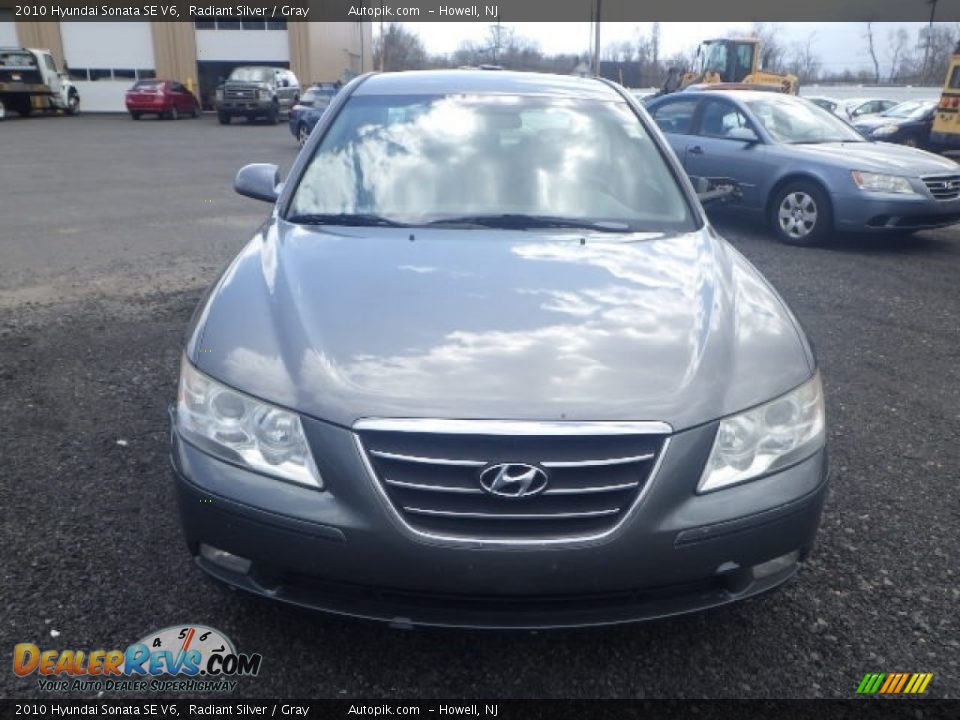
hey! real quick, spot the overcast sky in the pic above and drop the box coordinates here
[405,22,947,74]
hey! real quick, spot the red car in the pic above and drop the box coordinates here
[125,79,200,120]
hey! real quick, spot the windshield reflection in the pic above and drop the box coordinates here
[288,94,694,232]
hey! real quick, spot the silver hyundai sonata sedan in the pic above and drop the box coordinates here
[171,70,828,628]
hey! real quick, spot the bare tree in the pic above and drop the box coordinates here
[372,23,427,72]
[750,23,787,72]
[787,33,821,83]
[886,27,910,81]
[651,22,661,72]
[863,22,881,84]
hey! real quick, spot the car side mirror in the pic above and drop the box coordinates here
[234,163,281,203]
[726,127,759,143]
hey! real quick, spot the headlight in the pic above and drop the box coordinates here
[698,374,825,493]
[870,125,899,137]
[851,171,916,194]
[176,358,323,489]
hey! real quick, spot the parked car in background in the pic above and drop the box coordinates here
[288,82,340,147]
[646,90,960,244]
[171,70,829,629]
[852,100,938,148]
[804,95,838,114]
[836,97,898,121]
[125,79,199,120]
[215,66,299,125]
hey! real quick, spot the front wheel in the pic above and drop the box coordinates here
[65,91,80,116]
[191,103,199,118]
[168,106,179,120]
[130,112,141,120]
[769,181,832,246]
[267,102,279,125]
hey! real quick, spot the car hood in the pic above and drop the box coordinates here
[188,223,813,431]
[787,141,959,175]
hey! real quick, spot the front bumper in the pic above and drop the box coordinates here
[170,414,828,629]
[217,100,272,114]
[833,190,960,231]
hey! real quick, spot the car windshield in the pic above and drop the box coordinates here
[133,80,163,89]
[746,97,866,144]
[0,51,37,67]
[228,68,272,83]
[881,101,934,119]
[287,93,695,232]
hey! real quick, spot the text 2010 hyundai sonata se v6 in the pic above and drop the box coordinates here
[170,70,827,629]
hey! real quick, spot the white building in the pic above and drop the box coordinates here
[0,14,373,112]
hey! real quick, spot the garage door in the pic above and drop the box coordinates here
[60,21,155,112]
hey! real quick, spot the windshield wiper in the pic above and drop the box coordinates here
[285,213,411,227]
[424,214,632,232]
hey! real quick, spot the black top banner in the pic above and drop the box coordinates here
[0,699,957,720]
[1,0,959,22]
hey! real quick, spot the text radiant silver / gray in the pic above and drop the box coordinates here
[170,69,828,628]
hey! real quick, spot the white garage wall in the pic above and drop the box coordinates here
[60,21,154,68]
[60,22,154,112]
[0,21,18,47]
[195,29,288,62]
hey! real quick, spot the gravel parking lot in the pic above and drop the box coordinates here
[1,114,958,700]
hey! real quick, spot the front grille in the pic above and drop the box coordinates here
[225,87,257,101]
[922,175,960,200]
[356,420,668,542]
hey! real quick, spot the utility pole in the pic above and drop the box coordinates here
[593,0,602,76]
[379,21,385,72]
[921,0,938,84]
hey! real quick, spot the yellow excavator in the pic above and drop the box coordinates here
[660,37,799,96]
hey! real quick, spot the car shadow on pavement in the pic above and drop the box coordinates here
[709,212,958,257]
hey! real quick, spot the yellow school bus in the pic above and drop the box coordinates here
[932,41,960,153]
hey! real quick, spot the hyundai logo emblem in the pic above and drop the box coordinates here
[479,463,549,498]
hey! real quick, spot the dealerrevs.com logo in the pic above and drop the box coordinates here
[13,625,262,693]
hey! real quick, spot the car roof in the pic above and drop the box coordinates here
[354,70,621,101]
[658,89,800,103]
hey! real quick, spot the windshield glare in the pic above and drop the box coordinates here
[228,68,272,83]
[288,94,695,231]
[882,101,934,119]
[746,98,866,144]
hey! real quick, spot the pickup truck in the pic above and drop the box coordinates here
[0,47,80,120]
[214,66,299,125]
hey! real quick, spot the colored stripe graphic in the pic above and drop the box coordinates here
[857,672,933,695]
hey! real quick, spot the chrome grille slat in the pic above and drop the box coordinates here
[384,478,483,494]
[355,420,669,542]
[370,449,485,467]
[403,507,621,520]
[543,481,640,495]
[541,453,654,468]
[922,175,960,200]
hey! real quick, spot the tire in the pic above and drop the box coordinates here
[16,100,32,117]
[769,180,832,246]
[131,112,141,120]
[191,103,199,118]
[218,112,231,125]
[297,124,309,148]
[267,101,279,125]
[65,90,80,116]
[0,99,5,121]
[168,106,179,121]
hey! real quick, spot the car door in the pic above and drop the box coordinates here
[171,83,189,112]
[647,97,701,167]
[682,98,773,211]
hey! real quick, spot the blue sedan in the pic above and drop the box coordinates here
[288,83,340,147]
[645,90,960,244]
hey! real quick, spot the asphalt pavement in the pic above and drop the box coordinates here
[1,114,958,700]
